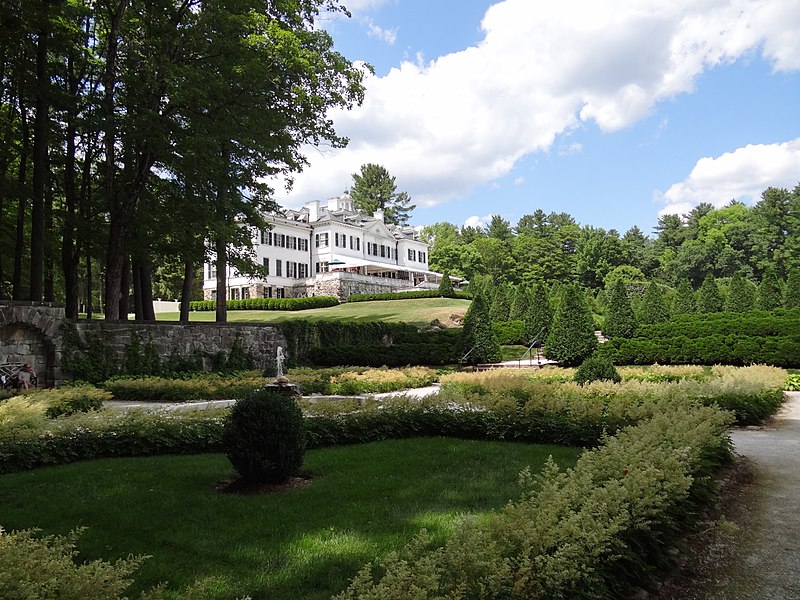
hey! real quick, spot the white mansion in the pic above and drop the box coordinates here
[203,194,446,301]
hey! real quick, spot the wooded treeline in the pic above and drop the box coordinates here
[0,0,365,320]
[423,186,800,289]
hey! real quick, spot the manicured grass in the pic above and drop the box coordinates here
[0,437,580,600]
[155,297,471,327]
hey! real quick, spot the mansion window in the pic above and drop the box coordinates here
[408,249,417,261]
[261,230,272,245]
[334,232,347,248]
[262,257,269,275]
[276,259,282,277]
[419,252,426,263]
[315,232,329,247]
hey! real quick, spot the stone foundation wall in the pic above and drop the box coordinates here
[72,321,287,375]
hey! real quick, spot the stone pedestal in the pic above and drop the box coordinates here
[263,381,301,397]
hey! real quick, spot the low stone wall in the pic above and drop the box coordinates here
[1,301,288,386]
[71,321,287,376]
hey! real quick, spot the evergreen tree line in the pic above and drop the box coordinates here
[459,266,800,366]
[423,185,800,290]
[0,0,365,321]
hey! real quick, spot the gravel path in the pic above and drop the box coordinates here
[102,383,442,412]
[702,391,800,599]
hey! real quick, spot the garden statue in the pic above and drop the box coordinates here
[276,347,286,378]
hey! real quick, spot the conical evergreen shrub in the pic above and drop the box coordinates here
[604,280,637,338]
[785,269,800,309]
[525,282,552,345]
[723,273,756,313]
[757,266,783,310]
[638,282,670,324]
[697,273,723,313]
[671,279,695,315]
[458,292,501,365]
[544,284,597,366]
[438,270,455,297]
[509,285,530,322]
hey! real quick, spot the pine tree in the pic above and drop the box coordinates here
[697,273,723,313]
[671,279,695,315]
[544,284,597,366]
[509,285,530,321]
[458,292,501,365]
[525,282,552,345]
[638,282,670,324]
[785,269,800,309]
[438,270,455,297]
[604,280,637,338]
[757,266,783,310]
[724,273,756,313]
[348,163,416,225]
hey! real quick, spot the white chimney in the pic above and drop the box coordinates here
[305,200,319,222]
[328,196,340,212]
[374,208,384,223]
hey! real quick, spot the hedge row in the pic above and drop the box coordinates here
[188,296,339,311]
[439,365,786,426]
[636,308,800,339]
[346,290,470,302]
[307,329,462,367]
[336,404,733,600]
[278,320,416,365]
[1,365,783,474]
[596,333,800,367]
[101,367,438,401]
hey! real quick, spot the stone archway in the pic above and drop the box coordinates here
[0,302,66,387]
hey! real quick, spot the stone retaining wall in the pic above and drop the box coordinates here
[71,321,286,378]
[1,301,286,386]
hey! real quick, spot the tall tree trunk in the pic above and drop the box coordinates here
[118,254,131,320]
[102,0,127,319]
[215,236,227,323]
[30,27,49,301]
[85,249,93,320]
[61,53,81,318]
[43,178,54,301]
[12,87,29,300]
[180,256,194,322]
[137,258,155,320]
[132,261,143,320]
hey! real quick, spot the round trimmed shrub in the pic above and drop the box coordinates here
[574,355,621,386]
[223,388,306,483]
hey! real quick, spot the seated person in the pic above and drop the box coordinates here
[17,363,36,390]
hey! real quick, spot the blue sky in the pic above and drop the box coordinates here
[277,0,800,237]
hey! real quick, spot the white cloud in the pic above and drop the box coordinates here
[464,215,492,229]
[558,143,583,156]
[657,138,800,215]
[279,0,800,212]
[364,18,397,44]
[513,176,525,185]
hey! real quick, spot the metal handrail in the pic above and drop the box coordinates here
[517,326,547,368]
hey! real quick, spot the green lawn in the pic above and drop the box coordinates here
[0,438,580,600]
[155,297,471,327]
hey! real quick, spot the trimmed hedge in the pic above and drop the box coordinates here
[492,320,526,345]
[335,404,733,600]
[306,329,461,367]
[594,309,800,367]
[187,296,339,311]
[0,366,784,474]
[278,320,416,366]
[347,290,470,302]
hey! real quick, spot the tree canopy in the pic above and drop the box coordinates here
[347,163,415,226]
